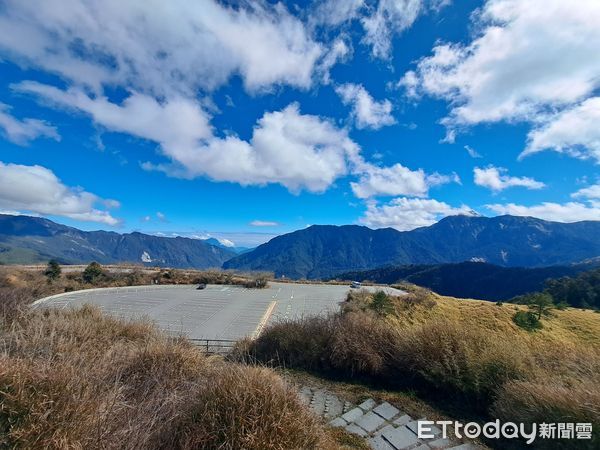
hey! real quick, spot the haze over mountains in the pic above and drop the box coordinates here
[2,214,600,280]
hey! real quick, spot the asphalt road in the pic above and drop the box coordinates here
[34,282,405,341]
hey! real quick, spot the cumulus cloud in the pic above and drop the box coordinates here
[522,97,600,163]
[311,0,365,27]
[0,103,59,145]
[249,220,280,227]
[402,0,600,152]
[351,163,459,199]
[0,161,120,225]
[486,202,600,223]
[17,81,359,193]
[336,83,395,129]
[474,166,545,192]
[361,0,423,58]
[0,0,325,94]
[572,184,600,200]
[14,81,213,146]
[360,197,474,231]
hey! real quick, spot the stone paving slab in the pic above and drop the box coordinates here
[368,436,396,450]
[429,437,453,448]
[359,398,377,411]
[355,411,387,433]
[329,417,347,428]
[341,407,364,423]
[373,402,400,420]
[346,423,368,437]
[382,425,419,449]
[393,414,412,426]
[299,385,472,450]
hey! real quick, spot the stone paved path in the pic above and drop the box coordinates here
[298,386,483,450]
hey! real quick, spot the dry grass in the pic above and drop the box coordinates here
[240,287,600,448]
[0,305,337,449]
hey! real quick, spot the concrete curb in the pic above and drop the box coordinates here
[31,284,197,307]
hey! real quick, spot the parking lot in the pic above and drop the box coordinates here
[34,282,404,341]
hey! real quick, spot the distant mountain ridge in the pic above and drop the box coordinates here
[335,262,593,301]
[0,214,236,268]
[224,215,600,279]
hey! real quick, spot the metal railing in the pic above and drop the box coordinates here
[188,338,237,355]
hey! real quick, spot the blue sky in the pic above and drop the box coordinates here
[0,0,599,247]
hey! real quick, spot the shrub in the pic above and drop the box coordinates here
[242,316,335,371]
[371,290,393,315]
[243,275,269,289]
[44,259,61,283]
[526,292,555,320]
[513,310,542,331]
[175,365,331,450]
[82,261,105,284]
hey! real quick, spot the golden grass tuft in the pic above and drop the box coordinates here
[0,305,335,449]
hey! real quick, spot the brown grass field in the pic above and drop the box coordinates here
[240,286,600,449]
[2,265,599,448]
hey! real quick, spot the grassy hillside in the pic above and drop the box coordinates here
[381,286,600,348]
[239,286,600,449]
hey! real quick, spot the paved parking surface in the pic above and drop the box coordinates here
[34,282,404,340]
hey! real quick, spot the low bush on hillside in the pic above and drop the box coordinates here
[0,305,335,449]
[512,310,543,331]
[236,289,600,448]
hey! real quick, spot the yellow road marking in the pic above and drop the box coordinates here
[253,300,277,339]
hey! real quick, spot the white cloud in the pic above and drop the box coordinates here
[0,0,324,94]
[0,103,59,145]
[572,184,600,200]
[360,197,474,231]
[156,212,167,222]
[183,103,356,192]
[361,0,423,59]
[522,97,600,163]
[336,83,395,129]
[474,166,545,192]
[17,82,359,193]
[403,0,600,151]
[0,161,120,225]
[14,82,213,147]
[311,0,365,27]
[319,38,352,84]
[250,220,280,227]
[486,202,600,223]
[350,163,458,199]
[217,238,235,248]
[464,145,482,158]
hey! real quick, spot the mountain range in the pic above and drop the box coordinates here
[2,214,600,280]
[334,262,593,301]
[224,215,600,278]
[0,214,236,268]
